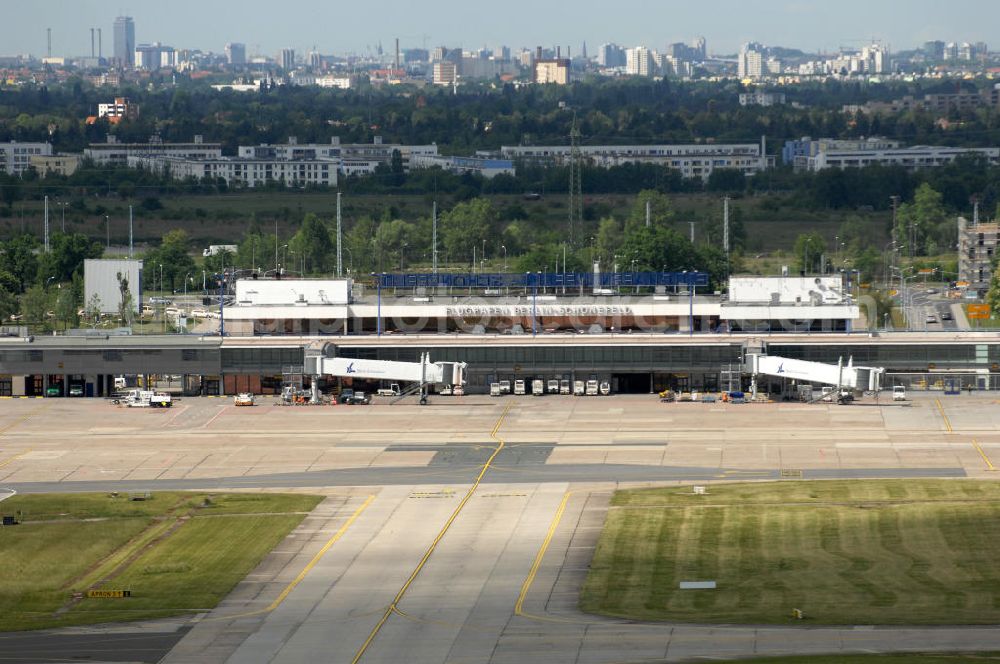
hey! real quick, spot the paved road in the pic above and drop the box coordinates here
[1,396,999,663]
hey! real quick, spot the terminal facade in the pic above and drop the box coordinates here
[2,273,995,398]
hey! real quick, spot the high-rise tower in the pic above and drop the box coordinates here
[113,16,135,68]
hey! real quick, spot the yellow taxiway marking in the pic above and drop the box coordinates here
[972,439,996,472]
[205,494,375,622]
[351,403,513,664]
[0,449,32,471]
[934,398,953,433]
[515,491,572,619]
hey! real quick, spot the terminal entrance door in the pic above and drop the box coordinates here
[612,373,651,394]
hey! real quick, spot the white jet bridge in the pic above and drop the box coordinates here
[744,353,884,403]
[305,352,466,405]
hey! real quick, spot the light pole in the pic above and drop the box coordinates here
[184,273,190,299]
[501,245,507,273]
[280,244,288,275]
[57,201,67,233]
[371,273,382,336]
[531,272,539,336]
[105,215,110,250]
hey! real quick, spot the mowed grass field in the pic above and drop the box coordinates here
[0,492,321,631]
[581,480,1000,625]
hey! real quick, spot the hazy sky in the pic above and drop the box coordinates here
[3,0,996,58]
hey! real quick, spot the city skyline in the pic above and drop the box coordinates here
[3,0,999,60]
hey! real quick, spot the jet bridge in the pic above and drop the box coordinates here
[304,352,466,405]
[744,353,883,402]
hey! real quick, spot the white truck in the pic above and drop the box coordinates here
[573,380,585,396]
[514,379,526,395]
[586,379,599,396]
[490,383,502,397]
[560,379,571,395]
[377,383,401,397]
[547,379,560,394]
[499,380,511,394]
[117,389,172,408]
[892,385,906,401]
[531,379,545,396]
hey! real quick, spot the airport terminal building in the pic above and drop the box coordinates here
[1,273,997,398]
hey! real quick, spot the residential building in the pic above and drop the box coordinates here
[409,154,515,179]
[534,58,570,84]
[433,61,457,85]
[29,154,81,177]
[739,92,786,107]
[597,43,625,68]
[113,16,135,68]
[799,143,999,172]
[127,154,338,189]
[239,137,438,173]
[500,142,768,180]
[97,96,138,123]
[782,137,905,167]
[958,216,999,294]
[625,46,654,77]
[225,42,246,67]
[0,141,53,175]
[738,43,766,79]
[134,43,176,70]
[84,135,222,166]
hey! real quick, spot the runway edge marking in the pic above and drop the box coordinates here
[351,403,512,664]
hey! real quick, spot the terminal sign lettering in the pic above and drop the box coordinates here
[446,305,633,317]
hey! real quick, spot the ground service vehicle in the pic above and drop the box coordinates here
[547,379,559,394]
[490,383,501,396]
[532,379,544,395]
[573,380,585,396]
[514,380,526,395]
[234,393,255,406]
[893,385,906,401]
[586,380,599,396]
[117,389,171,408]
[376,383,401,397]
[499,380,511,394]
[560,379,571,394]
[599,381,611,396]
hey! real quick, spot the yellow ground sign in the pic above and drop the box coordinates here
[86,589,131,598]
[968,304,991,319]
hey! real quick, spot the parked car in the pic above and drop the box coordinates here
[45,386,62,397]
[892,386,906,401]
[68,384,84,397]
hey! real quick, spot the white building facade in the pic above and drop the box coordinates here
[0,141,52,175]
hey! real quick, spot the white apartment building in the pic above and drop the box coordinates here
[500,143,768,180]
[534,59,570,84]
[84,135,222,166]
[238,137,438,173]
[127,155,338,189]
[738,44,766,79]
[409,154,515,179]
[626,46,655,77]
[804,145,1000,172]
[0,141,53,175]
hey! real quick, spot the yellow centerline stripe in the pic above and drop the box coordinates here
[0,449,32,471]
[204,494,375,622]
[972,439,996,472]
[515,491,571,617]
[351,403,512,664]
[934,398,953,433]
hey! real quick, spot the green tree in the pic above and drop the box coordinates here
[21,285,51,329]
[594,217,623,268]
[896,183,946,256]
[145,229,196,292]
[116,271,135,326]
[84,292,102,328]
[625,190,674,234]
[793,232,828,273]
[289,213,334,274]
[54,287,78,330]
[0,235,39,292]
[37,233,103,284]
[441,198,496,267]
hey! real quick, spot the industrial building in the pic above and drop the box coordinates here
[84,135,222,166]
